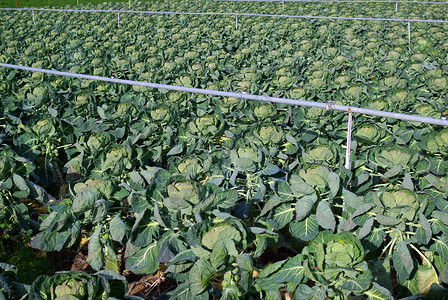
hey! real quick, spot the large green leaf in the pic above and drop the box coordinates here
[87,224,104,271]
[72,188,99,214]
[104,240,120,273]
[316,201,336,231]
[429,236,448,263]
[293,284,326,300]
[392,242,414,282]
[429,157,447,176]
[415,213,432,245]
[269,255,306,284]
[371,258,392,292]
[272,203,294,229]
[358,217,374,240]
[164,282,208,300]
[417,263,439,295]
[364,282,394,300]
[275,181,295,201]
[188,258,216,295]
[343,189,363,209]
[125,242,159,275]
[129,209,160,247]
[289,215,319,242]
[30,227,72,252]
[109,214,128,244]
[326,172,340,198]
[295,194,317,221]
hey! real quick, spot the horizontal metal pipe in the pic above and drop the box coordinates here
[1,7,448,23]
[217,0,448,4]
[1,63,447,127]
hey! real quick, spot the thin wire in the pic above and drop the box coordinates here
[1,63,447,127]
[1,8,448,23]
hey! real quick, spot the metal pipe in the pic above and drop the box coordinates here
[1,63,447,127]
[345,109,353,170]
[408,21,411,50]
[215,0,448,4]
[2,8,448,24]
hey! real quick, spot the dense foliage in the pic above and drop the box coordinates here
[1,0,448,299]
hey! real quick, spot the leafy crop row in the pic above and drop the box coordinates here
[1,0,448,299]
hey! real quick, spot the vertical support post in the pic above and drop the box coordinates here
[235,15,238,29]
[32,10,35,22]
[117,12,120,27]
[129,0,131,9]
[282,1,284,10]
[408,21,411,51]
[196,0,197,6]
[77,0,78,5]
[395,2,397,12]
[345,108,353,170]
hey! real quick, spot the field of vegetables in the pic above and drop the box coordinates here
[1,0,448,299]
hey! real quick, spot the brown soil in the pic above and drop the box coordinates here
[46,247,176,299]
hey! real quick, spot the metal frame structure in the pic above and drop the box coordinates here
[2,63,447,127]
[1,63,447,170]
[2,7,445,47]
[216,0,448,4]
[1,7,448,24]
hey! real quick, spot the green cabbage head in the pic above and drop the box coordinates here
[28,270,133,300]
[377,146,412,168]
[167,180,200,205]
[53,277,87,299]
[193,115,218,136]
[103,145,132,174]
[426,129,448,155]
[299,165,330,190]
[177,157,202,177]
[355,124,383,144]
[381,189,418,221]
[302,145,335,165]
[429,77,447,92]
[151,107,171,122]
[258,125,283,145]
[230,147,258,172]
[303,231,369,293]
[254,104,275,119]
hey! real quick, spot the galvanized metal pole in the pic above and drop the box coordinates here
[117,11,120,26]
[129,0,131,9]
[345,108,353,170]
[3,8,448,25]
[282,0,284,10]
[216,0,448,3]
[1,62,448,127]
[32,10,34,21]
[408,21,411,51]
[396,1,398,11]
[235,14,238,28]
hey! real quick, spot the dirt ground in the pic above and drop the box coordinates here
[46,248,176,299]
